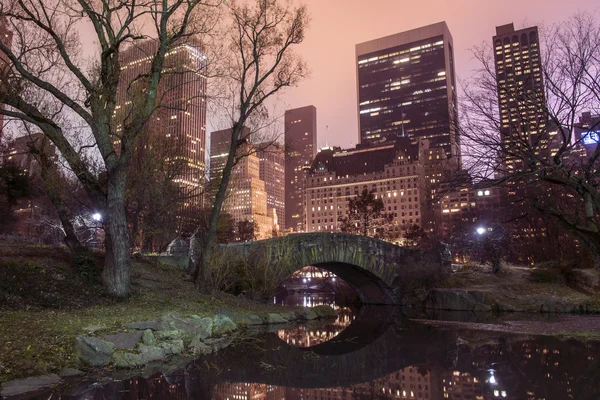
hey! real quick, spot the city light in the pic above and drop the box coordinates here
[476,227,486,235]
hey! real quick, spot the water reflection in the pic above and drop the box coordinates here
[275,292,355,347]
[33,314,600,400]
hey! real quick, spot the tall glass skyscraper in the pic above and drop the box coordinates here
[355,22,459,166]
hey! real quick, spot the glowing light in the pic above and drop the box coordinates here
[476,227,486,235]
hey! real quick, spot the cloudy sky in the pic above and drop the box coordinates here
[278,0,598,150]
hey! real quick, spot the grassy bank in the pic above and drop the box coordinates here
[0,242,285,382]
[442,263,600,312]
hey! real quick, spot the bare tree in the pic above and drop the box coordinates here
[193,0,309,289]
[460,14,600,268]
[0,0,218,297]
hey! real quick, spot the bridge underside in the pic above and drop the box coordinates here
[313,262,398,305]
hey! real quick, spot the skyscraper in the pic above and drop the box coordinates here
[0,16,13,143]
[115,40,207,230]
[257,142,285,229]
[355,22,459,165]
[284,105,317,232]
[209,130,278,238]
[493,23,546,173]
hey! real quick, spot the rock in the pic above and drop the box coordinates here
[189,337,212,355]
[0,374,61,397]
[311,305,338,319]
[157,313,212,340]
[160,339,184,355]
[59,368,85,378]
[216,308,235,320]
[264,313,288,324]
[425,289,492,312]
[103,331,143,350]
[75,336,116,367]
[297,307,318,320]
[203,337,233,352]
[212,314,237,336]
[142,329,155,345]
[138,344,165,362]
[112,352,145,368]
[155,330,184,340]
[279,311,297,321]
[235,314,264,327]
[123,320,160,330]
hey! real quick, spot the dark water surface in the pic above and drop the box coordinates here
[17,295,600,399]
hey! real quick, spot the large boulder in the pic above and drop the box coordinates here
[311,305,338,319]
[155,313,212,340]
[189,336,213,355]
[75,336,116,367]
[425,289,491,312]
[160,339,185,355]
[297,307,318,320]
[235,314,264,327]
[112,352,145,368]
[138,344,166,362]
[264,313,288,324]
[142,329,155,345]
[212,314,237,336]
[103,331,143,350]
[0,374,61,397]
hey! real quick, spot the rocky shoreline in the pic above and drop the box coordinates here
[0,305,337,398]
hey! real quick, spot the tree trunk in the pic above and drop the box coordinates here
[101,171,131,298]
[194,123,243,291]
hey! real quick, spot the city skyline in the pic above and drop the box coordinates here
[277,0,597,150]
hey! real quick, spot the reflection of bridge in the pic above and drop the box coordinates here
[219,233,449,304]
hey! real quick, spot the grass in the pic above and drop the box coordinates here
[0,242,286,383]
[443,263,600,313]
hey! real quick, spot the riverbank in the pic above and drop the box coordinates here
[0,242,319,384]
[425,263,600,313]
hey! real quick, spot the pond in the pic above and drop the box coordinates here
[16,299,600,399]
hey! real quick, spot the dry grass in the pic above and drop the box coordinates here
[443,263,600,312]
[0,242,285,382]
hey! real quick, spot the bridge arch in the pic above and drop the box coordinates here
[219,233,448,305]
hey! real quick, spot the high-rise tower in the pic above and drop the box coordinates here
[115,40,207,230]
[284,105,317,232]
[493,23,547,173]
[355,22,459,165]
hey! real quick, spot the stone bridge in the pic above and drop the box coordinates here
[218,233,449,305]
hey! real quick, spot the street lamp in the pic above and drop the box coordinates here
[92,213,102,221]
[476,227,486,235]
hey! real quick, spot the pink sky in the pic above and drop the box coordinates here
[281,0,599,150]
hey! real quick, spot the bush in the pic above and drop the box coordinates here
[73,252,101,285]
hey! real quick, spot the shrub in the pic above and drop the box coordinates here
[73,252,101,285]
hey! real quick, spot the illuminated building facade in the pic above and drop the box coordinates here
[115,40,207,230]
[304,138,427,240]
[284,105,317,232]
[210,130,277,238]
[574,111,600,160]
[355,22,459,166]
[0,16,13,143]
[257,142,285,228]
[493,23,547,173]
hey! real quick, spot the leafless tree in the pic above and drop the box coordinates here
[0,0,219,297]
[460,14,600,267]
[193,0,309,289]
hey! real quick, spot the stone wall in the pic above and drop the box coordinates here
[220,233,448,305]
